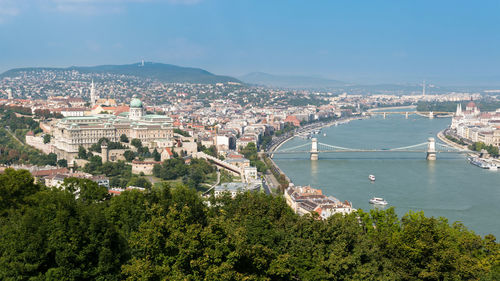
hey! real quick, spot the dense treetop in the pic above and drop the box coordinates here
[0,168,498,280]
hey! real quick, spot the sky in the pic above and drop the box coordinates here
[1,0,500,85]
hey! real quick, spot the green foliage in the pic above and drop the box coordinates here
[241,142,268,172]
[83,158,133,188]
[152,148,161,161]
[127,176,152,189]
[0,128,57,166]
[174,128,191,137]
[198,143,218,157]
[0,109,40,135]
[43,134,51,144]
[89,138,126,153]
[446,134,467,146]
[62,177,110,203]
[120,133,129,143]
[78,145,88,159]
[105,189,148,237]
[274,123,296,137]
[124,150,136,162]
[34,108,63,119]
[153,158,214,190]
[0,188,128,280]
[57,159,68,167]
[2,63,241,84]
[0,168,40,215]
[469,141,499,157]
[131,138,142,149]
[0,172,498,280]
[417,100,500,113]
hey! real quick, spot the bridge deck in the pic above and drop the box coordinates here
[273,150,469,154]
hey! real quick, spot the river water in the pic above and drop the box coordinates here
[274,113,500,237]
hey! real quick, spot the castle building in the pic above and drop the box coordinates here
[52,97,173,164]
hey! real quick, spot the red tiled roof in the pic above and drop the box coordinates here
[31,168,69,177]
[164,147,173,156]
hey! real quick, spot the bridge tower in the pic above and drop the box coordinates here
[429,111,434,119]
[426,137,436,160]
[405,112,409,119]
[310,138,319,160]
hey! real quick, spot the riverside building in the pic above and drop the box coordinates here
[284,186,355,219]
[451,101,500,147]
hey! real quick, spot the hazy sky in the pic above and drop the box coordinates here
[1,0,500,85]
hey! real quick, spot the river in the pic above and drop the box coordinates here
[273,113,500,237]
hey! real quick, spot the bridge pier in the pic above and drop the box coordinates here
[429,111,434,119]
[426,137,436,160]
[310,138,319,160]
[405,112,409,119]
[383,112,386,119]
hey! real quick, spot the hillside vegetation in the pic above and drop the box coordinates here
[1,62,241,84]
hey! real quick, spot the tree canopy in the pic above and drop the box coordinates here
[0,169,498,280]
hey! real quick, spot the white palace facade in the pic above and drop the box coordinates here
[52,97,174,163]
[451,101,500,147]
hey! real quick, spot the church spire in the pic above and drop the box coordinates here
[456,103,463,117]
[90,79,98,106]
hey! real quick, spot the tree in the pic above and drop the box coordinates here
[57,159,68,167]
[152,148,161,161]
[84,155,103,174]
[127,176,152,189]
[0,189,128,280]
[174,128,190,137]
[241,142,258,160]
[62,177,109,203]
[120,134,129,143]
[78,145,88,159]
[105,189,147,236]
[131,138,142,149]
[203,145,218,157]
[43,134,51,144]
[46,153,57,166]
[0,168,40,214]
[124,150,136,162]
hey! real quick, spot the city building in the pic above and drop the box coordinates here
[284,186,355,218]
[51,97,174,164]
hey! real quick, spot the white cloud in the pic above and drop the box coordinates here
[0,0,203,20]
[0,0,22,23]
[45,0,202,15]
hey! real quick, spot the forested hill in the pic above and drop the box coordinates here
[0,169,498,280]
[0,62,242,84]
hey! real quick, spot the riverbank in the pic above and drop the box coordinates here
[268,116,366,155]
[266,115,366,190]
[437,129,470,151]
[272,114,500,237]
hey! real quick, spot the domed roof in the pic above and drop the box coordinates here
[130,98,143,108]
[467,101,476,108]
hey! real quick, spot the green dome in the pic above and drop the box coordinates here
[130,98,143,108]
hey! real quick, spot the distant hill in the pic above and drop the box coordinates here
[1,62,242,84]
[239,72,346,88]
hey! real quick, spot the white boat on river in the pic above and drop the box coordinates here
[369,197,388,205]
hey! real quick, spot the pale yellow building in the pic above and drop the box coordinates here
[52,97,174,164]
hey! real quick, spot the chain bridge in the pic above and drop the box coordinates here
[271,137,473,160]
[366,111,454,119]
